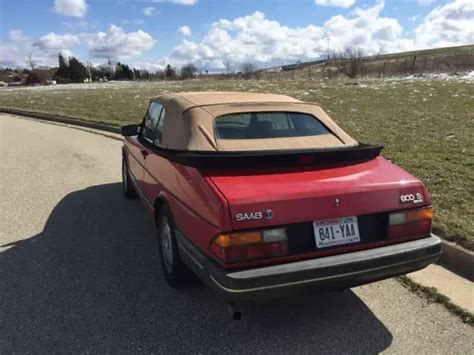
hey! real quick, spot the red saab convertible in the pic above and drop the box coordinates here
[121,92,441,305]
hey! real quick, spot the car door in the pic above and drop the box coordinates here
[142,106,166,200]
[129,101,163,195]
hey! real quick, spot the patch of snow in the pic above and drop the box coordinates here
[389,72,474,82]
[461,71,474,80]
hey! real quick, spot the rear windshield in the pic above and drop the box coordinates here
[214,112,331,139]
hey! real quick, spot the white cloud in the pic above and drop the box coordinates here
[133,58,170,72]
[53,0,88,18]
[33,32,80,50]
[315,0,356,8]
[33,33,79,65]
[171,1,416,70]
[178,25,192,36]
[142,7,155,16]
[414,0,474,48]
[323,0,412,53]
[6,30,30,42]
[0,24,156,68]
[172,11,324,67]
[0,31,31,68]
[82,25,156,59]
[0,30,77,68]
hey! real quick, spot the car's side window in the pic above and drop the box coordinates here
[142,101,163,142]
[154,108,166,146]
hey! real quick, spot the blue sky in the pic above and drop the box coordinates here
[0,0,473,70]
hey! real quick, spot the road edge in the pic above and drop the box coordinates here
[0,107,121,134]
[439,240,474,281]
[1,107,473,280]
[398,275,473,326]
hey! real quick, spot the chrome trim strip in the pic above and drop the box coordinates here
[209,253,437,294]
[227,235,441,280]
[178,244,204,270]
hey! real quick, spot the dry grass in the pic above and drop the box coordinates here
[398,276,474,326]
[0,77,473,249]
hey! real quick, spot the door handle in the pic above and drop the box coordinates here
[140,149,150,158]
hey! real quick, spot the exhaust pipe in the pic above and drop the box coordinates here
[227,301,241,320]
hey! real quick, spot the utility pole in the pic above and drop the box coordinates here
[326,37,330,61]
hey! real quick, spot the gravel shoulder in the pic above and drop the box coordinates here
[1,114,472,353]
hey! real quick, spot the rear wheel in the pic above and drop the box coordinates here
[157,205,192,287]
[122,158,138,198]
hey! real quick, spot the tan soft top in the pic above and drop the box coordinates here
[154,92,358,151]
[155,91,301,111]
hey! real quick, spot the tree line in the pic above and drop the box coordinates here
[53,54,199,83]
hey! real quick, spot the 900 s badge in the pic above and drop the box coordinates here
[400,193,423,204]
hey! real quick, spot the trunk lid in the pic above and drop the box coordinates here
[206,157,429,231]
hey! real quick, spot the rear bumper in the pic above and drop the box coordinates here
[177,233,442,301]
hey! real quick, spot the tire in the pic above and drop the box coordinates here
[157,204,193,287]
[122,158,138,198]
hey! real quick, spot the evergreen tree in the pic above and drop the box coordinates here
[114,62,123,80]
[68,57,88,83]
[164,64,176,80]
[55,53,70,81]
[114,62,133,80]
[121,63,133,80]
[133,68,141,80]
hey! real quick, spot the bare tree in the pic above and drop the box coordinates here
[27,52,35,71]
[107,57,116,79]
[331,47,366,79]
[241,62,255,79]
[224,59,232,75]
[86,61,93,82]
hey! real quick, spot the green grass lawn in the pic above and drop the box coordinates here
[1,78,473,249]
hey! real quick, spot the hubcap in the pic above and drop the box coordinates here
[161,217,173,273]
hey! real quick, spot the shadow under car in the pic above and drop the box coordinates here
[0,183,393,353]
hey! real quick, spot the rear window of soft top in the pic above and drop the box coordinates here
[214,112,331,139]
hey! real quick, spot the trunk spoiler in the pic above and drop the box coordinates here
[152,143,383,169]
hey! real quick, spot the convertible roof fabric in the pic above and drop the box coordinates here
[152,92,358,151]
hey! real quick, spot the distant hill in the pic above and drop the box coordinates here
[261,44,474,80]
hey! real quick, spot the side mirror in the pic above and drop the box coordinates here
[121,124,140,137]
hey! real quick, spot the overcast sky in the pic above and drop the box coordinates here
[0,0,473,71]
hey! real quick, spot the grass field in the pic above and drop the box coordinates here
[1,78,473,249]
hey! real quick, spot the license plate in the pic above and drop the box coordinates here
[313,216,360,249]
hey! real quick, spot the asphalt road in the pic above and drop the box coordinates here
[0,114,472,354]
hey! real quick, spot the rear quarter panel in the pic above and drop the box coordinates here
[143,154,228,251]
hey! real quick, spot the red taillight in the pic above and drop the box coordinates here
[210,229,288,264]
[388,207,432,239]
